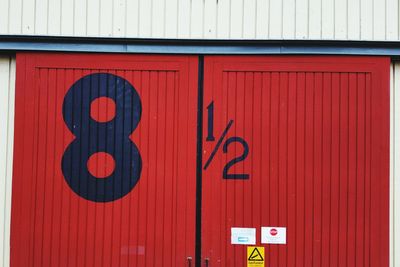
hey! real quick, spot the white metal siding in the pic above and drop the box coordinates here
[0,56,15,267]
[0,0,398,40]
[392,62,400,267]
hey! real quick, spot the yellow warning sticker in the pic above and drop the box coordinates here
[247,246,265,267]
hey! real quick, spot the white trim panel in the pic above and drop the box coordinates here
[392,62,400,267]
[0,56,15,267]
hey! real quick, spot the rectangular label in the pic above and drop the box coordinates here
[261,227,286,244]
[231,227,256,245]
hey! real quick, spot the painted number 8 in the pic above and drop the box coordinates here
[62,73,142,202]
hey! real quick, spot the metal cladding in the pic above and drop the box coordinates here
[11,53,198,267]
[201,56,389,266]
[9,54,390,266]
[0,0,399,41]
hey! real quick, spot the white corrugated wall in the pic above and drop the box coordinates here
[0,56,15,267]
[0,0,399,40]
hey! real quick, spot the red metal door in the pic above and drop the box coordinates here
[202,56,390,267]
[11,53,198,267]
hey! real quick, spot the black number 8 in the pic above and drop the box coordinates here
[62,73,142,202]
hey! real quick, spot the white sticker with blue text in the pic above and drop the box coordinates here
[231,227,256,245]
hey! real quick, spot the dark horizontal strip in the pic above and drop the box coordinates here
[1,35,400,56]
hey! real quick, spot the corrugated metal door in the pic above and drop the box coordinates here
[202,56,390,267]
[11,53,198,267]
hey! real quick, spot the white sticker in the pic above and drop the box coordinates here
[261,227,286,244]
[231,227,256,245]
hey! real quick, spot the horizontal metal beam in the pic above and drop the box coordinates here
[1,35,400,56]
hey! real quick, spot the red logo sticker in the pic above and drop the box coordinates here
[270,228,278,236]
